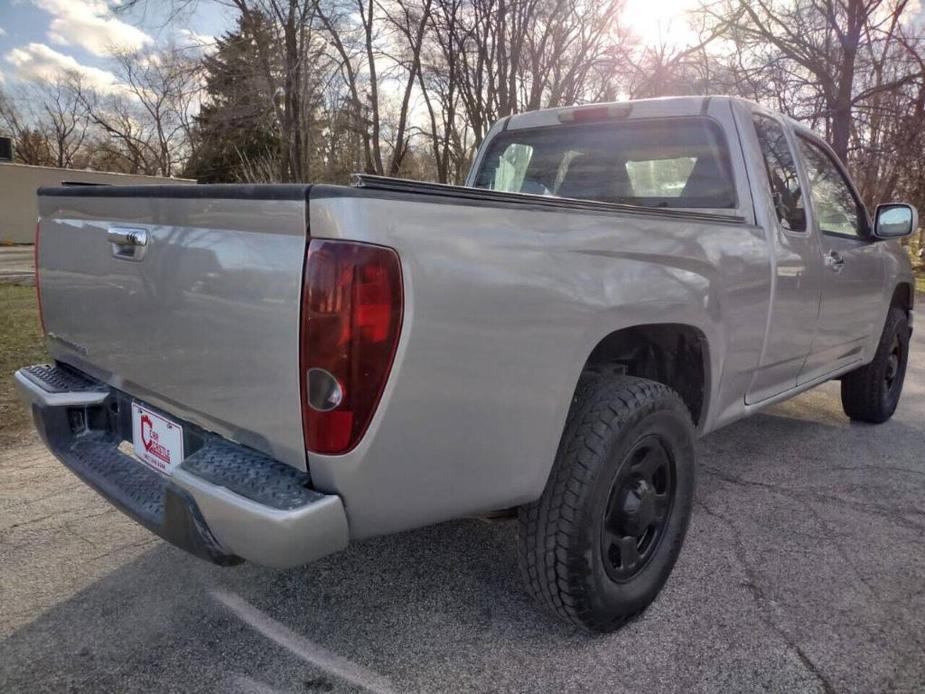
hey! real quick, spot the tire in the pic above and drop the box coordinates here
[841,307,910,423]
[518,369,695,632]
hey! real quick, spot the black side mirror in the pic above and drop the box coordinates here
[873,203,918,239]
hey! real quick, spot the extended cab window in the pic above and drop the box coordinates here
[473,117,737,209]
[796,136,865,238]
[752,115,805,231]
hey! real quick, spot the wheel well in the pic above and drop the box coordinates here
[583,324,709,426]
[890,283,913,313]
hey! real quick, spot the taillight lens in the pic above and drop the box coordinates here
[300,239,403,455]
[34,220,46,335]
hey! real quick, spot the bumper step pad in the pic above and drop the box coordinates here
[182,440,323,511]
[20,363,107,394]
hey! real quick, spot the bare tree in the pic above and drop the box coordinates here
[0,77,91,168]
[36,76,91,168]
[379,0,435,175]
[0,88,49,165]
[78,48,201,176]
[702,0,923,162]
[413,0,632,182]
[316,0,386,173]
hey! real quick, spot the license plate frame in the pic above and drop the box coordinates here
[131,402,184,475]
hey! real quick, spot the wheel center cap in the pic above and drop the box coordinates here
[618,478,656,535]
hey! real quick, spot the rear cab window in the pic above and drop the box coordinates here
[473,117,738,210]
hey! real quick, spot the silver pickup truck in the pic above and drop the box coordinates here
[16,96,917,632]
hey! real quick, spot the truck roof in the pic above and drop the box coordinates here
[503,95,786,132]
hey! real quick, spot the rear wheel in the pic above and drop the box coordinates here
[518,370,695,632]
[841,307,909,423]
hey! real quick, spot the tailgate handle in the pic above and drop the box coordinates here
[108,227,149,261]
[108,228,148,247]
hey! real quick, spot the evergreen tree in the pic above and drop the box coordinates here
[184,13,280,182]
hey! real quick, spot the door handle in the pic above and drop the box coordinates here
[824,250,845,272]
[107,228,147,247]
[108,227,149,261]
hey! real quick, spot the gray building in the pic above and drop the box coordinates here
[1,161,194,244]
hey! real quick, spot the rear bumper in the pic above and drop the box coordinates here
[14,364,349,568]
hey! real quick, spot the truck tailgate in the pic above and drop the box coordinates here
[36,185,310,470]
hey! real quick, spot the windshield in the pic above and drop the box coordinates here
[472,117,737,209]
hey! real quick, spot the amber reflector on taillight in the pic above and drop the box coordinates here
[300,239,403,455]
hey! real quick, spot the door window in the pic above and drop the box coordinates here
[796,136,865,238]
[752,115,805,231]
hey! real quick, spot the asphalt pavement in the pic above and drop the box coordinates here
[2,331,924,693]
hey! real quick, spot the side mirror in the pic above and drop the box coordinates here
[873,203,918,239]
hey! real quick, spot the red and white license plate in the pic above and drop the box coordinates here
[131,402,184,475]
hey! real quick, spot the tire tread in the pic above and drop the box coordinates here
[518,368,692,631]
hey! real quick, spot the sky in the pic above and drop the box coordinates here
[0,0,231,93]
[623,0,701,48]
[0,0,707,95]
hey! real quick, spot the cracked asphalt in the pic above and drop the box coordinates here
[2,330,924,693]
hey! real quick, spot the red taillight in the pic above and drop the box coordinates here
[34,220,46,335]
[300,239,403,455]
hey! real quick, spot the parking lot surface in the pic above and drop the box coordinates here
[2,330,924,693]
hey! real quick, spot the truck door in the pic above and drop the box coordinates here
[793,134,885,384]
[745,113,822,404]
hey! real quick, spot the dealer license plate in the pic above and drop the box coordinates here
[131,402,184,475]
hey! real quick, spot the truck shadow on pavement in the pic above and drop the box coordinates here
[2,381,924,693]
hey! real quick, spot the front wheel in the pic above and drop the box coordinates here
[518,370,695,632]
[841,307,910,423]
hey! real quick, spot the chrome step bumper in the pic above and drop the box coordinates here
[15,363,349,568]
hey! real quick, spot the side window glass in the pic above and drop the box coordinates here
[796,136,862,238]
[752,115,806,231]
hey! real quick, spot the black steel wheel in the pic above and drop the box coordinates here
[601,436,675,583]
[884,333,903,393]
[842,306,909,423]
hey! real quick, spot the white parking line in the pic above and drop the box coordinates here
[230,673,290,694]
[211,589,396,694]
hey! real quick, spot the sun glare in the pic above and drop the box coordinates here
[623,0,699,48]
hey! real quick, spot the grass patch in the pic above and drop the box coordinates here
[916,274,925,294]
[0,285,48,447]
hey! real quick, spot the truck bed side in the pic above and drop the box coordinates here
[306,183,772,538]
